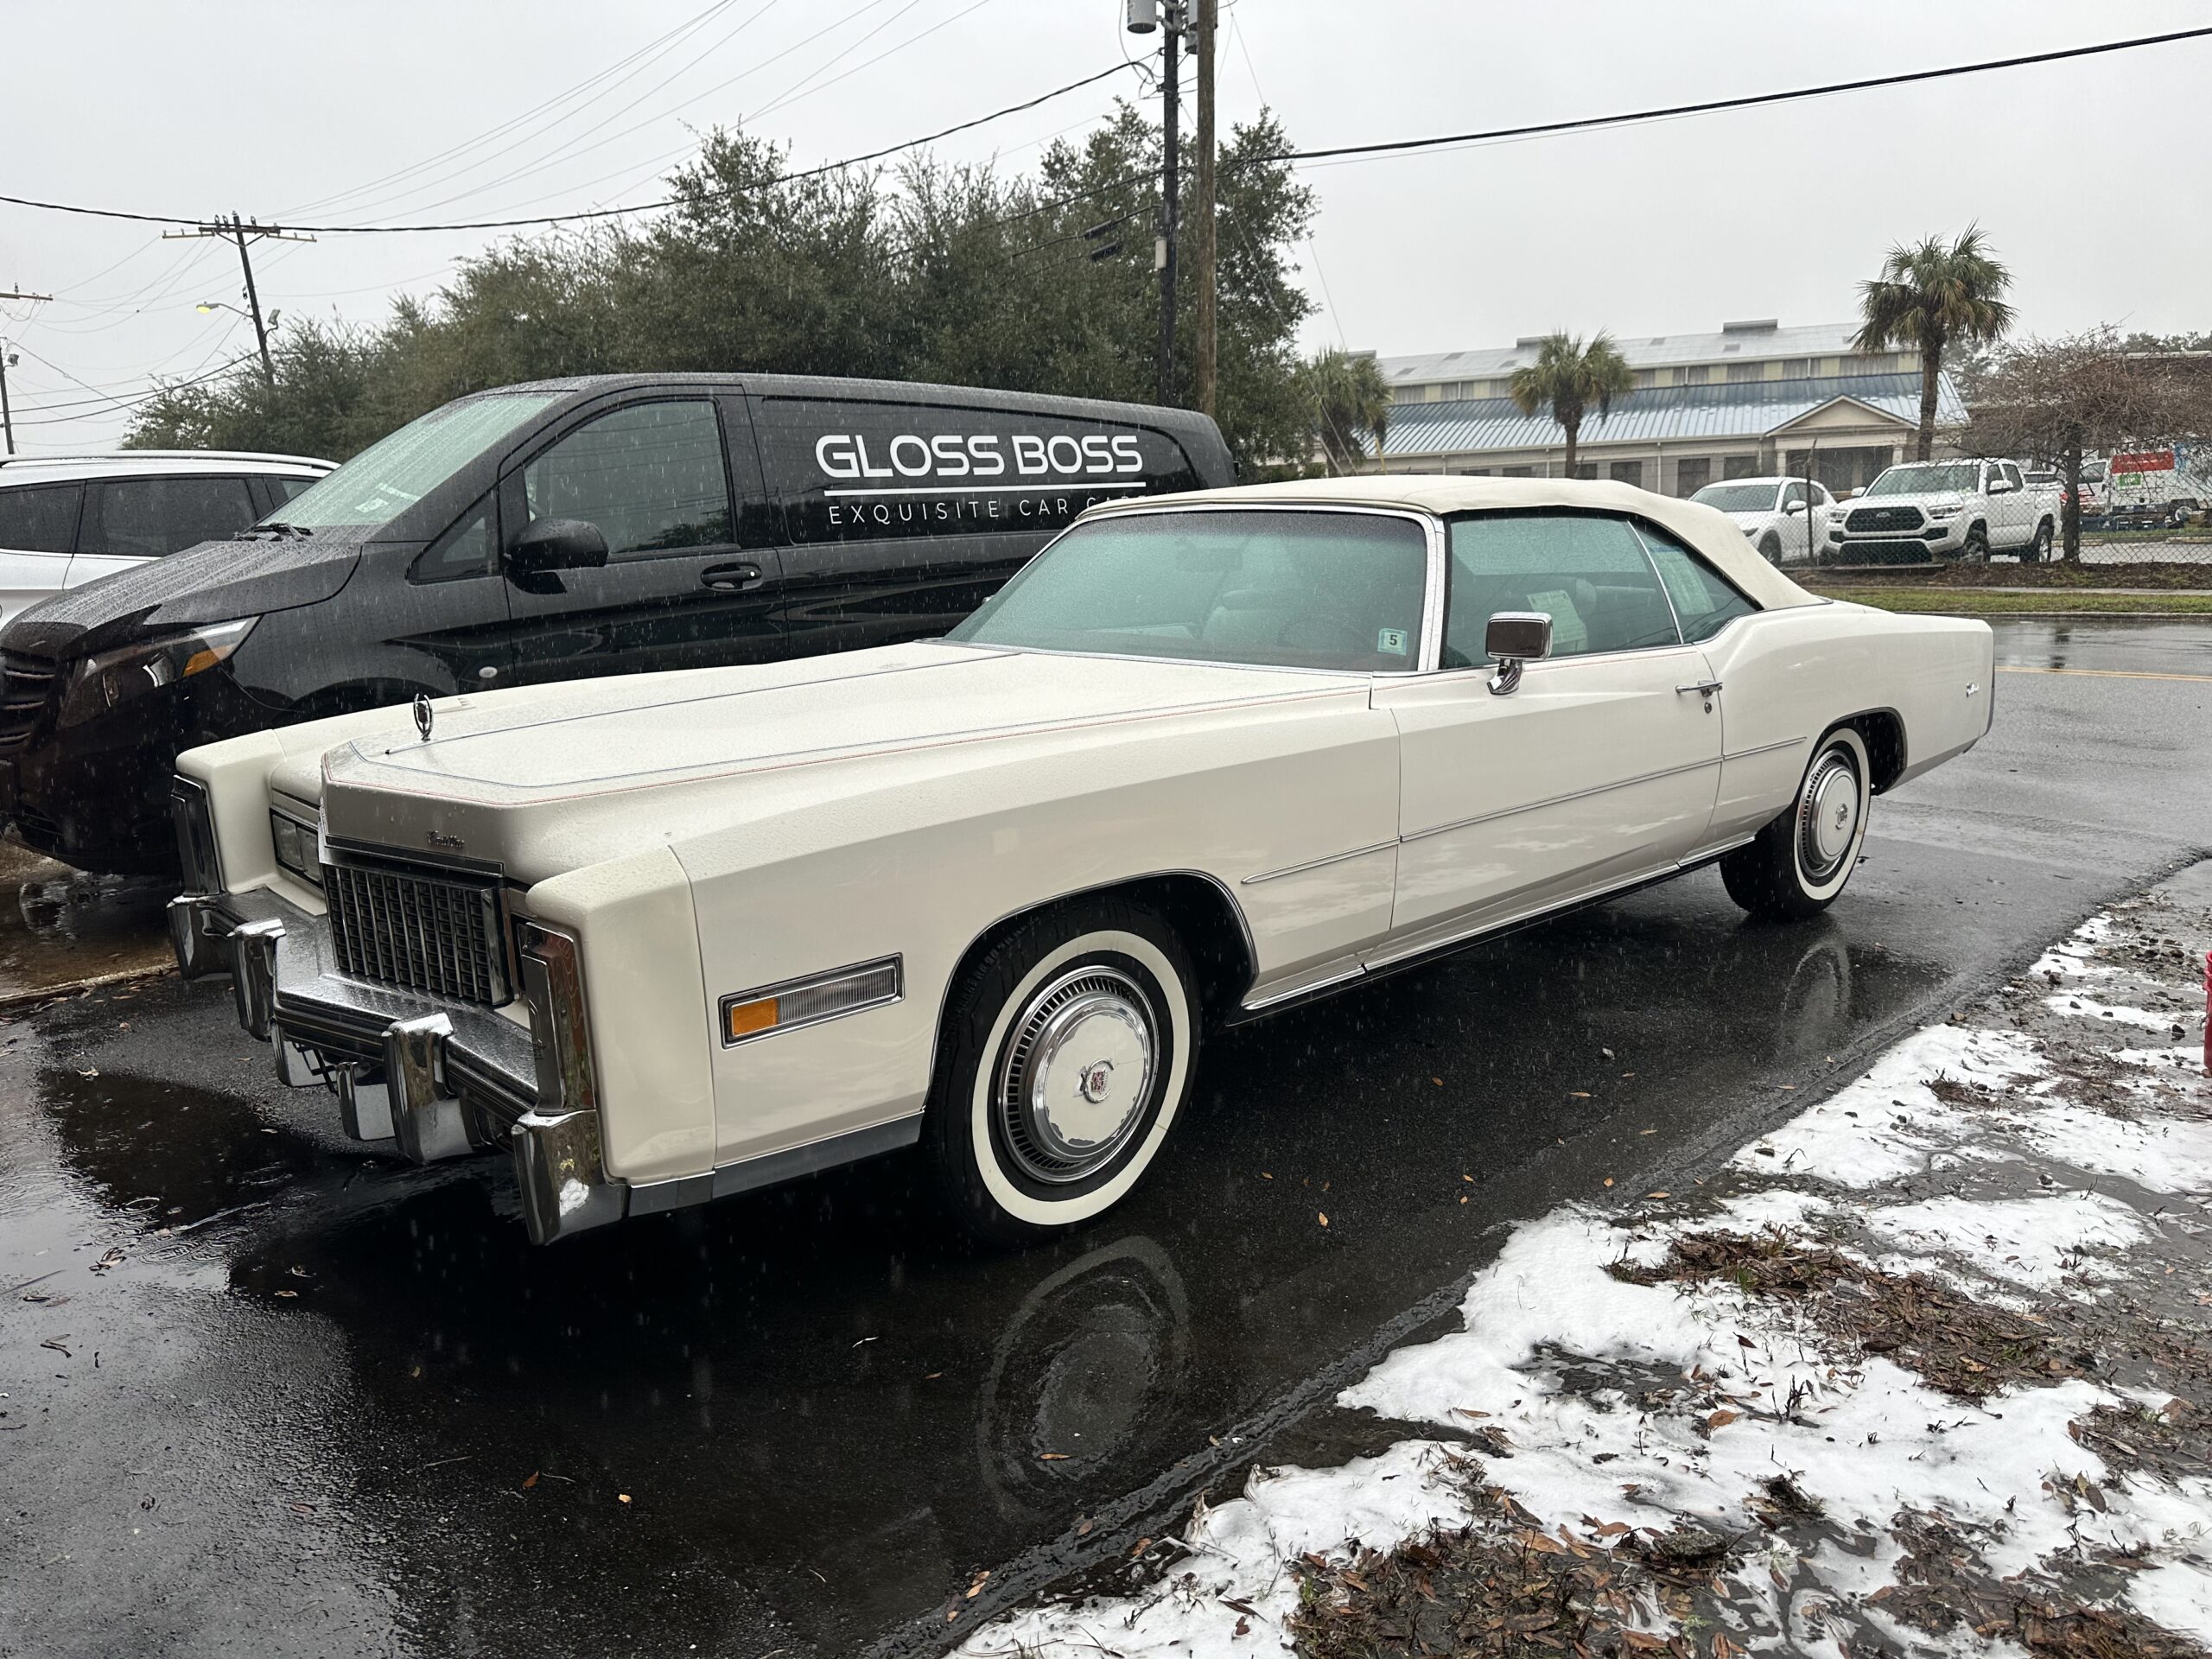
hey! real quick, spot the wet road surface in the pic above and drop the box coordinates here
[2,620,2209,1658]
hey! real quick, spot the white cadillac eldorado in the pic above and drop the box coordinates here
[168,477,1993,1244]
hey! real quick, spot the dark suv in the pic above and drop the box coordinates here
[0,374,1231,874]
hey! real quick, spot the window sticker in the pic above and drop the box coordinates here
[1376,626,1408,656]
[1523,590,1587,654]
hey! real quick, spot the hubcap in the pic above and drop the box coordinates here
[998,967,1157,1184]
[1796,748,1861,882]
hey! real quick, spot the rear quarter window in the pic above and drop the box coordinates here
[0,483,82,554]
[753,397,1200,544]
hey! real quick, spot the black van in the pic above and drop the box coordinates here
[0,375,1231,875]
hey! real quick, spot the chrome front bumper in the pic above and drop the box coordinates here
[170,888,626,1244]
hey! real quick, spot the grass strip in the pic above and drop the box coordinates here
[1821,587,2212,615]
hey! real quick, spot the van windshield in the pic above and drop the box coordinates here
[947,509,1429,672]
[267,393,563,530]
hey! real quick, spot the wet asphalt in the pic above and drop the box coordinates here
[2,619,2209,1659]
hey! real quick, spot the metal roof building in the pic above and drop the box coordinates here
[1365,321,1967,496]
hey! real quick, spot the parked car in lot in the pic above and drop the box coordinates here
[1826,458,2058,563]
[169,475,1994,1247]
[0,374,1230,875]
[1688,475,1834,564]
[0,451,334,629]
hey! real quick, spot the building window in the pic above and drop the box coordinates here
[1632,369,1657,389]
[1609,460,1644,488]
[1853,353,1897,373]
[1502,465,1535,478]
[1458,467,1493,476]
[1674,456,1712,497]
[1683,364,1710,385]
[1726,361,1758,384]
[1569,462,1598,480]
[1721,454,1760,480]
[1784,444,1897,493]
[1782,359,1810,378]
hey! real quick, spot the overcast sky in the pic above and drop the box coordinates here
[3,0,2208,453]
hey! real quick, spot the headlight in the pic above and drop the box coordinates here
[1926,504,1961,520]
[59,618,257,728]
[268,806,324,892]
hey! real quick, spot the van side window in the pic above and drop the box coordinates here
[520,401,732,559]
[83,476,258,558]
[0,484,82,554]
[1630,521,1758,642]
[752,397,1199,544]
[412,496,496,584]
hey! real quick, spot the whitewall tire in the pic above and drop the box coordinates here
[925,899,1198,1243]
[1720,726,1872,921]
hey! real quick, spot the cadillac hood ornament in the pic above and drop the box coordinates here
[412,694,434,743]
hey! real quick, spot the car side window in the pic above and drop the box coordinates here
[1782,481,1808,510]
[266,476,315,506]
[2002,462,2024,489]
[1442,513,1683,666]
[1631,522,1758,643]
[0,484,83,554]
[519,400,732,560]
[84,475,257,557]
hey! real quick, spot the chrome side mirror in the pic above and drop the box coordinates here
[1485,611,1552,696]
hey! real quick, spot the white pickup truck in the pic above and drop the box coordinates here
[1826,458,2060,564]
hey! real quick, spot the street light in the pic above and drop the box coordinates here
[195,301,247,319]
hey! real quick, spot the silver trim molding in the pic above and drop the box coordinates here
[1241,839,1397,886]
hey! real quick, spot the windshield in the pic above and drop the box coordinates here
[266,392,563,529]
[1865,462,1979,496]
[947,509,1429,672]
[1690,483,1781,513]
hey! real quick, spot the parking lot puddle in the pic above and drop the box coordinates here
[969,865,2212,1657]
[0,838,173,1003]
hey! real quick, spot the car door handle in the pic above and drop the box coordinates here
[1675,679,1723,696]
[701,562,764,592]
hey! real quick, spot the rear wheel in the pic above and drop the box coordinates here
[1720,727,1872,921]
[2022,518,2051,563]
[925,898,1198,1244]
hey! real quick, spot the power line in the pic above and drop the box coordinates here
[9,350,261,428]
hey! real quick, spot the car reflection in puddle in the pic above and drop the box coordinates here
[0,839,173,1001]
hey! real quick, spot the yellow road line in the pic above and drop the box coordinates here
[1997,664,2212,683]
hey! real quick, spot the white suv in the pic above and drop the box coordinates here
[1688,476,1834,565]
[0,451,335,628]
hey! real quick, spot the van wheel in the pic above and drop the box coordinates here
[925,897,1198,1244]
[1720,727,1872,921]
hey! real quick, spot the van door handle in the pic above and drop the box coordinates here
[701,562,764,592]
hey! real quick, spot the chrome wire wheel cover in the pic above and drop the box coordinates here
[1795,745,1862,885]
[995,966,1159,1185]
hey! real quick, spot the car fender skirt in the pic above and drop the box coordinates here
[528,846,717,1185]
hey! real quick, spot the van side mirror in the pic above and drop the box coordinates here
[1485,611,1552,697]
[507,518,609,579]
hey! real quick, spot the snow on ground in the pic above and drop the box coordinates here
[963,886,2212,1658]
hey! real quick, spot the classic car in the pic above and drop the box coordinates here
[168,476,1995,1245]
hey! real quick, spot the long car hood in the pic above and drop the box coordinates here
[315,642,1366,882]
[2,531,367,659]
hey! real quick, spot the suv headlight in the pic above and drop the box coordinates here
[59,618,257,728]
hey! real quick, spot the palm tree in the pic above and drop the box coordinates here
[1306,347,1392,474]
[1508,332,1634,474]
[1854,226,2014,461]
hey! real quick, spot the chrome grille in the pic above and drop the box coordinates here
[0,651,57,753]
[1845,505,1923,532]
[324,855,511,1007]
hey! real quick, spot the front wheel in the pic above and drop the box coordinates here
[1959,523,1990,563]
[1720,727,1872,921]
[1758,532,1783,566]
[924,898,1198,1244]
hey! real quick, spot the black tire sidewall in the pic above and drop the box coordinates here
[1721,727,1872,920]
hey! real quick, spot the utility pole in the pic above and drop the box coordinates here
[1156,6,1181,407]
[1192,0,1217,420]
[0,288,53,456]
[163,215,314,384]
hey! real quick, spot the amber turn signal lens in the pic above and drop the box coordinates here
[723,997,779,1041]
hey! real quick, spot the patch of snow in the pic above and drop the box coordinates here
[2044,993,2185,1033]
[1996,1097,2212,1197]
[1859,1192,2149,1291]
[1731,1024,2045,1186]
[2031,913,2116,981]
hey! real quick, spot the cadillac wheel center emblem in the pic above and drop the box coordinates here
[412,693,434,743]
[1077,1058,1116,1104]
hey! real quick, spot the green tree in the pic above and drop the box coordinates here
[126,109,1319,479]
[1854,226,2014,461]
[1508,331,1633,474]
[1304,347,1391,474]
